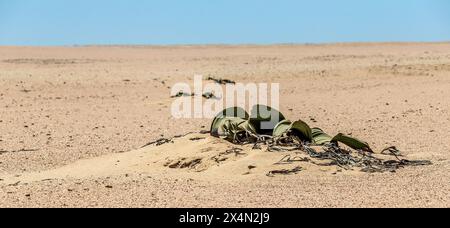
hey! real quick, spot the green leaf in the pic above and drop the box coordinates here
[331,133,373,152]
[210,107,249,137]
[249,105,286,135]
[273,120,293,137]
[220,117,246,134]
[311,128,333,145]
[218,117,257,143]
[290,120,313,141]
[273,120,313,142]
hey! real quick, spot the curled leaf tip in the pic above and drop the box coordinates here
[332,133,373,152]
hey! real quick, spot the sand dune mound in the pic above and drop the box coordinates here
[155,133,342,177]
[3,133,357,185]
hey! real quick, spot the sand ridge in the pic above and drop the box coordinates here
[1,133,353,185]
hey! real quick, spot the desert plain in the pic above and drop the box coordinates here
[0,43,449,208]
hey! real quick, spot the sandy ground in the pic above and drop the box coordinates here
[0,43,449,208]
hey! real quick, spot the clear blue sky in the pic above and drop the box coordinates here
[0,0,449,45]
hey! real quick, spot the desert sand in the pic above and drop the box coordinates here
[0,43,449,208]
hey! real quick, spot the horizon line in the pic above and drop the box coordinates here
[1,40,450,48]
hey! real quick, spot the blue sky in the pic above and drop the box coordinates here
[0,0,449,45]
